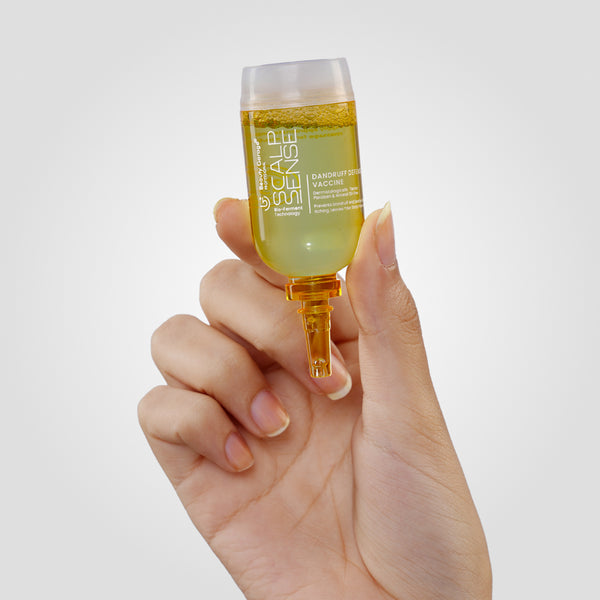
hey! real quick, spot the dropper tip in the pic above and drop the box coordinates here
[301,307,333,378]
[309,357,331,378]
[286,274,342,379]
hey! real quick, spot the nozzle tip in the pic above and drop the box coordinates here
[285,274,341,379]
[310,357,330,378]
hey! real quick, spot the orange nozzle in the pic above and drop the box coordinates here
[285,274,342,378]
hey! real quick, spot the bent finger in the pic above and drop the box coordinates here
[138,385,254,480]
[214,197,288,288]
[201,260,353,400]
[151,314,291,439]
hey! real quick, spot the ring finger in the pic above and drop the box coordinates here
[138,385,255,477]
[151,314,291,439]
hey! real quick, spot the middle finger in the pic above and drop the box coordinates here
[200,259,353,400]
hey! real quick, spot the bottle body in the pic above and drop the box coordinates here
[241,101,364,277]
[240,58,363,378]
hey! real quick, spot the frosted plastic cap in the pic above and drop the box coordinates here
[241,58,354,111]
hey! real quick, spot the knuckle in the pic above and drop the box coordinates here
[199,259,243,308]
[389,282,422,338]
[356,279,423,342]
[151,314,197,361]
[137,385,169,431]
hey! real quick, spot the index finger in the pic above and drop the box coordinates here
[214,197,288,288]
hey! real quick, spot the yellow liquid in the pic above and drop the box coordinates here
[242,102,364,277]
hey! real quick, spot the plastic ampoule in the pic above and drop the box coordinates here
[240,58,364,378]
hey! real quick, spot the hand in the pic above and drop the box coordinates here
[138,199,492,599]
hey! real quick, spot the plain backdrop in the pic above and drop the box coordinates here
[1,1,598,598]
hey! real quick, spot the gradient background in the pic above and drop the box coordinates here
[1,1,598,598]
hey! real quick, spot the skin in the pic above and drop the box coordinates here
[138,198,492,600]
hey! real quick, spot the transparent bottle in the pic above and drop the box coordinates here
[241,58,364,378]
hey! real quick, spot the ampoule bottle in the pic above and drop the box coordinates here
[240,58,364,378]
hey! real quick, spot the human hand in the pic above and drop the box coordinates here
[138,198,492,599]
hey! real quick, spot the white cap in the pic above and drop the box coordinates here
[241,58,354,111]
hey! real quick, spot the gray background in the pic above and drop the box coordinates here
[1,0,598,598]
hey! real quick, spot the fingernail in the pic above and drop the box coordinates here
[375,202,396,268]
[314,354,352,401]
[250,390,290,437]
[213,197,233,224]
[225,431,254,471]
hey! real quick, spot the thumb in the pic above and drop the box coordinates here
[346,203,443,440]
